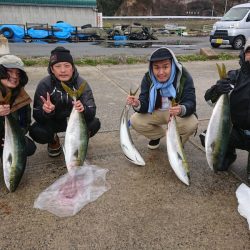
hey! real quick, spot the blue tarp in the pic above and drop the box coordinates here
[0,22,75,40]
[0,25,25,39]
[52,22,75,39]
[27,28,51,39]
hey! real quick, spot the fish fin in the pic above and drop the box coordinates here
[216,63,223,80]
[130,85,140,96]
[74,149,79,158]
[0,91,12,105]
[177,152,183,161]
[171,98,178,107]
[221,63,227,79]
[211,141,215,152]
[216,63,227,80]
[7,153,12,165]
[76,81,87,99]
[61,81,87,100]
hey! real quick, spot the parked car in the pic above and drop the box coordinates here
[210,3,250,49]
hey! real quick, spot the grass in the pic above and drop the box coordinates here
[21,52,238,67]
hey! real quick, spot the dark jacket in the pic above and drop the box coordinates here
[33,67,97,124]
[0,87,32,139]
[136,49,196,117]
[205,50,250,130]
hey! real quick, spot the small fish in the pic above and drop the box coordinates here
[62,81,89,170]
[120,104,145,166]
[3,114,27,192]
[166,117,190,186]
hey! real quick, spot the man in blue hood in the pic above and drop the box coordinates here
[29,46,100,157]
[204,39,250,179]
[127,47,198,149]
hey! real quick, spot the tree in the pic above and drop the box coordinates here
[97,0,123,16]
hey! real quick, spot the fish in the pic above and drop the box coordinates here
[205,94,232,171]
[166,116,190,186]
[62,81,89,171]
[205,63,232,171]
[119,104,145,166]
[3,114,27,192]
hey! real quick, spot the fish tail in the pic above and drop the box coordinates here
[61,81,87,100]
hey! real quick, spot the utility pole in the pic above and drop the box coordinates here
[224,0,228,15]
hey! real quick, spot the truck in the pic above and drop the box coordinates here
[210,3,250,50]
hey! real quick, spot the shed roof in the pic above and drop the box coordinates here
[0,0,96,7]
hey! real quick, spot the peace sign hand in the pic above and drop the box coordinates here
[40,92,55,113]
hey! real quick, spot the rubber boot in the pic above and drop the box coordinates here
[247,151,250,183]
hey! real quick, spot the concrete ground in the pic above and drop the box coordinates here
[1,60,250,249]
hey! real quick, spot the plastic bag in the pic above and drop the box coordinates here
[34,165,111,217]
[236,183,250,229]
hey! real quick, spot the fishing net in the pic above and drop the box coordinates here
[34,165,110,217]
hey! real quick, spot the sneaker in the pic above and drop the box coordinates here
[47,134,61,157]
[218,153,237,171]
[199,130,206,147]
[148,138,161,150]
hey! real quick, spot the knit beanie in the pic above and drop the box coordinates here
[149,47,173,62]
[49,46,74,66]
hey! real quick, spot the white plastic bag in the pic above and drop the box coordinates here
[236,183,250,229]
[34,165,110,217]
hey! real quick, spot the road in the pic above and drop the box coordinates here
[8,35,240,58]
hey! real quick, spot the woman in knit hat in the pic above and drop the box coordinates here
[0,54,36,157]
[29,46,100,157]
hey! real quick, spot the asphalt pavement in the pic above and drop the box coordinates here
[8,35,239,58]
[0,47,250,248]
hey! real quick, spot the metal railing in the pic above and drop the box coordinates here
[103,16,221,20]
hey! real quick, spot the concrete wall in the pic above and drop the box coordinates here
[0,5,97,26]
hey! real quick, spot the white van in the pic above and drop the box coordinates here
[210,3,250,49]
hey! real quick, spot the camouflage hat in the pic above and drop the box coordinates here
[0,54,24,71]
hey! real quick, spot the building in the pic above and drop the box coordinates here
[0,0,98,26]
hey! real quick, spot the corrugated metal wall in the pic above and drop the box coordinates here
[0,0,96,7]
[0,5,97,26]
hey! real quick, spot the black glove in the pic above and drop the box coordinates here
[215,79,233,95]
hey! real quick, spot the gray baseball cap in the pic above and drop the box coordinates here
[0,54,24,71]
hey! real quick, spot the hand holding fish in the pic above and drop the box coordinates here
[127,95,140,107]
[73,100,84,113]
[0,104,10,116]
[169,105,181,116]
[40,92,55,113]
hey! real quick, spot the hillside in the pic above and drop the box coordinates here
[115,0,247,16]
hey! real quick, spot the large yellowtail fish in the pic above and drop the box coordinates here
[166,116,190,186]
[3,114,27,192]
[119,86,145,166]
[205,63,232,171]
[120,105,145,166]
[61,82,89,171]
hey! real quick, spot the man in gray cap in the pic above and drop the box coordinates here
[126,47,198,149]
[204,38,250,179]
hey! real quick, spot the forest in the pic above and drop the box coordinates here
[97,0,248,16]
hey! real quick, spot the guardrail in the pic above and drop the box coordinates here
[103,16,221,20]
